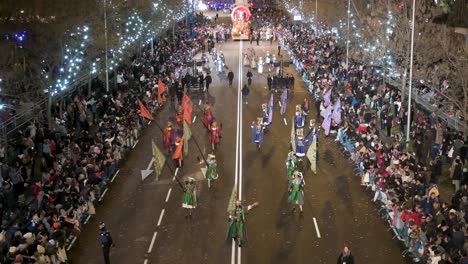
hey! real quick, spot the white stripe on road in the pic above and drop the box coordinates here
[193,115,197,123]
[157,209,165,226]
[133,140,139,149]
[313,217,321,238]
[147,231,158,254]
[238,247,242,264]
[143,259,148,264]
[148,121,152,125]
[165,188,172,203]
[111,169,120,183]
[238,40,244,202]
[231,240,236,264]
[199,99,202,105]
[99,188,108,202]
[283,118,287,126]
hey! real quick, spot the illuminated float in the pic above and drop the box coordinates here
[231,5,251,40]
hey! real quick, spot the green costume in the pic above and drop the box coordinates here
[182,182,197,209]
[288,178,304,205]
[226,206,247,246]
[205,160,219,181]
[286,160,296,179]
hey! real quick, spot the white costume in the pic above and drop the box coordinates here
[257,57,264,74]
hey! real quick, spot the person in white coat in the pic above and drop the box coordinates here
[257,57,264,74]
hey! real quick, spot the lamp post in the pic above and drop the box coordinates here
[104,0,109,92]
[406,0,416,143]
[346,0,350,68]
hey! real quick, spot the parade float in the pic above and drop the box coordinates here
[231,5,251,40]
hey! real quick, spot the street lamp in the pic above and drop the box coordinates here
[406,0,416,143]
[104,0,109,92]
[346,0,350,68]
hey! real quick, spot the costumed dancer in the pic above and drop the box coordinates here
[295,105,305,129]
[257,57,264,74]
[251,118,265,151]
[216,54,224,73]
[288,171,305,213]
[226,201,258,247]
[265,51,271,64]
[243,53,250,67]
[163,120,175,153]
[205,154,219,188]
[295,128,309,158]
[173,132,183,168]
[204,103,214,131]
[285,151,297,180]
[180,177,197,218]
[251,56,257,70]
[175,105,184,127]
[210,120,222,151]
[261,103,270,127]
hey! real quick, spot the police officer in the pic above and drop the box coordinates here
[99,222,114,264]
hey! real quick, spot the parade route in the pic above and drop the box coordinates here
[68,35,411,264]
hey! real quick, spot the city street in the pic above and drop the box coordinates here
[69,36,410,264]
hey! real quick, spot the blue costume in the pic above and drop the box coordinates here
[295,112,305,128]
[251,124,264,145]
[296,136,307,157]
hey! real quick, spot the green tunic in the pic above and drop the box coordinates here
[288,178,304,205]
[286,160,296,179]
[182,184,196,209]
[206,161,219,181]
[226,207,247,244]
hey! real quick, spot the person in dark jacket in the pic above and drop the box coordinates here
[337,246,354,264]
[241,85,250,104]
[430,155,442,183]
[228,70,234,87]
[204,73,212,91]
[99,222,114,264]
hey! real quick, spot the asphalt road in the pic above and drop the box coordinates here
[69,36,410,264]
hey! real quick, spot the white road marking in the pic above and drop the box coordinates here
[199,99,202,105]
[238,40,244,201]
[143,259,148,264]
[147,231,158,253]
[238,247,241,264]
[133,140,139,149]
[99,188,108,202]
[148,121,152,125]
[157,209,165,226]
[175,167,179,176]
[193,115,197,123]
[283,118,287,126]
[165,188,172,202]
[313,217,321,238]
[231,240,236,264]
[111,169,120,183]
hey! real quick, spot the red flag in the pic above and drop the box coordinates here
[182,93,191,106]
[183,103,193,124]
[158,79,167,104]
[172,137,184,161]
[137,99,154,120]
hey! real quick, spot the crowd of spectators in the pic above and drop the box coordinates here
[0,20,207,263]
[278,13,468,264]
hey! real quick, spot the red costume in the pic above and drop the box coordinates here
[204,105,213,131]
[210,121,222,145]
[175,106,184,127]
[163,122,175,150]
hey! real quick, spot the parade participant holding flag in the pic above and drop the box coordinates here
[295,105,305,128]
[172,131,184,168]
[180,177,197,218]
[288,171,305,213]
[295,128,310,158]
[175,105,184,127]
[285,151,297,180]
[261,103,269,127]
[210,120,222,151]
[204,102,214,131]
[204,154,219,189]
[163,120,175,153]
[251,118,265,151]
[226,201,258,247]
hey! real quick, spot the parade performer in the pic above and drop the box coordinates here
[288,171,305,213]
[216,54,224,73]
[210,120,222,151]
[257,57,264,74]
[251,56,257,70]
[295,105,305,128]
[226,200,247,247]
[180,177,197,218]
[204,103,214,131]
[295,128,309,158]
[286,151,297,180]
[265,51,271,64]
[205,154,219,188]
[163,120,175,153]
[243,53,250,67]
[175,106,184,127]
[251,118,264,151]
[173,133,183,168]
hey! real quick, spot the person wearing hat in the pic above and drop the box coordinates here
[205,154,219,188]
[203,102,214,131]
[99,222,114,264]
[288,171,305,213]
[295,105,305,129]
[181,178,197,218]
[210,121,222,151]
[286,151,297,180]
[175,105,184,127]
[226,200,247,247]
